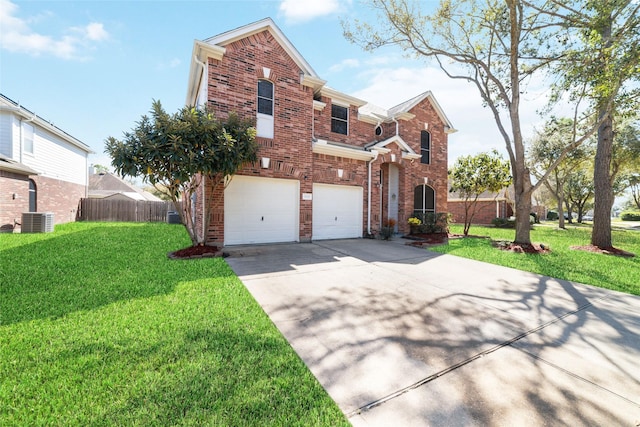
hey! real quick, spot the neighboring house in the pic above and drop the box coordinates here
[448,185,547,224]
[185,18,456,246]
[448,188,514,225]
[88,171,163,202]
[0,94,93,231]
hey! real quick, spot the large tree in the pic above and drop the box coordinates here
[530,0,640,248]
[449,150,512,235]
[528,117,592,228]
[344,0,590,245]
[105,101,258,246]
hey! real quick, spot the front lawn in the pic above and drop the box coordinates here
[0,222,348,426]
[430,224,640,296]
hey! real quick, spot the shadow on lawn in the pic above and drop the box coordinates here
[0,223,233,325]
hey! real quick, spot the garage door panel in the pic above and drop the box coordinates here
[313,184,362,240]
[225,176,298,245]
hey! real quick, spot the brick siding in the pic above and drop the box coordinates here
[195,27,451,244]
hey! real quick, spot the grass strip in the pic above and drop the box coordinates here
[0,222,349,426]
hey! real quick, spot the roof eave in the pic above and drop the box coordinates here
[313,139,375,161]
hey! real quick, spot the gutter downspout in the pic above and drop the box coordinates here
[367,150,379,235]
[193,54,207,107]
[193,52,207,242]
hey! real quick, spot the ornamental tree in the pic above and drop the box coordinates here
[449,150,512,236]
[105,100,258,246]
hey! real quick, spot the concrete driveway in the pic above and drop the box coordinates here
[225,238,640,426]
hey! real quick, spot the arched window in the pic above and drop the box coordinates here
[29,179,37,212]
[256,79,274,138]
[420,130,431,164]
[414,184,435,218]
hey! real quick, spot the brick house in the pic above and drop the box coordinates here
[448,189,514,225]
[0,94,92,231]
[185,18,456,246]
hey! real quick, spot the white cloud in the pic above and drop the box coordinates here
[0,0,109,59]
[279,0,343,23]
[328,58,359,72]
[156,58,182,70]
[83,22,109,41]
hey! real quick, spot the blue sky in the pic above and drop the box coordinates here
[1,0,548,169]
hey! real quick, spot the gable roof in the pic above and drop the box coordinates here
[185,20,456,134]
[360,91,457,133]
[0,94,94,154]
[366,135,422,160]
[187,18,326,105]
[89,173,162,202]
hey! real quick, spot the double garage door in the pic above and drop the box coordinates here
[224,176,362,245]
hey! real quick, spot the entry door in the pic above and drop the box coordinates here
[388,165,399,231]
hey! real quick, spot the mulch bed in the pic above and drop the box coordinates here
[168,245,227,259]
[406,233,552,255]
[570,245,635,258]
[404,232,451,247]
[491,240,550,254]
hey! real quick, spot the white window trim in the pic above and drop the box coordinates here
[257,79,274,139]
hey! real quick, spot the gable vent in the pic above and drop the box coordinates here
[21,212,54,233]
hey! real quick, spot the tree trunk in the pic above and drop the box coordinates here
[513,167,533,244]
[591,113,614,248]
[590,12,614,249]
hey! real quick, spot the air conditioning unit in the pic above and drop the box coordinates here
[21,212,55,233]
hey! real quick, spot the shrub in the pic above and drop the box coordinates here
[408,217,422,226]
[413,212,451,234]
[380,218,397,240]
[621,211,640,221]
[492,217,515,228]
[547,211,559,220]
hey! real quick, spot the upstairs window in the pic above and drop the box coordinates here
[331,104,348,135]
[420,130,431,164]
[257,79,274,138]
[23,122,34,154]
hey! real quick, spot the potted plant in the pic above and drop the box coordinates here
[380,218,397,240]
[408,217,421,234]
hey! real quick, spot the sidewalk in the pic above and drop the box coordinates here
[226,238,640,425]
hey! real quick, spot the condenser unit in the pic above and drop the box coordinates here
[21,212,55,233]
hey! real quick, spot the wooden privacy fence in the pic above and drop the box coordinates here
[77,198,179,222]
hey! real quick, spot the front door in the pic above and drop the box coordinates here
[388,164,399,232]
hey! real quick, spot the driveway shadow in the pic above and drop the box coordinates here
[227,238,640,425]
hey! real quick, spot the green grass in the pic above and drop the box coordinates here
[0,222,349,426]
[430,224,640,296]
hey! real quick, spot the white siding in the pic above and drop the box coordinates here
[0,112,13,157]
[21,124,88,186]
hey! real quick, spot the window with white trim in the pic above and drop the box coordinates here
[331,104,348,135]
[256,79,274,138]
[23,122,34,154]
[414,184,435,217]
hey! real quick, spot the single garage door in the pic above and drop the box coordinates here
[225,175,299,245]
[312,184,363,240]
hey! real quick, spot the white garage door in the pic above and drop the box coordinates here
[312,184,363,240]
[225,176,299,245]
